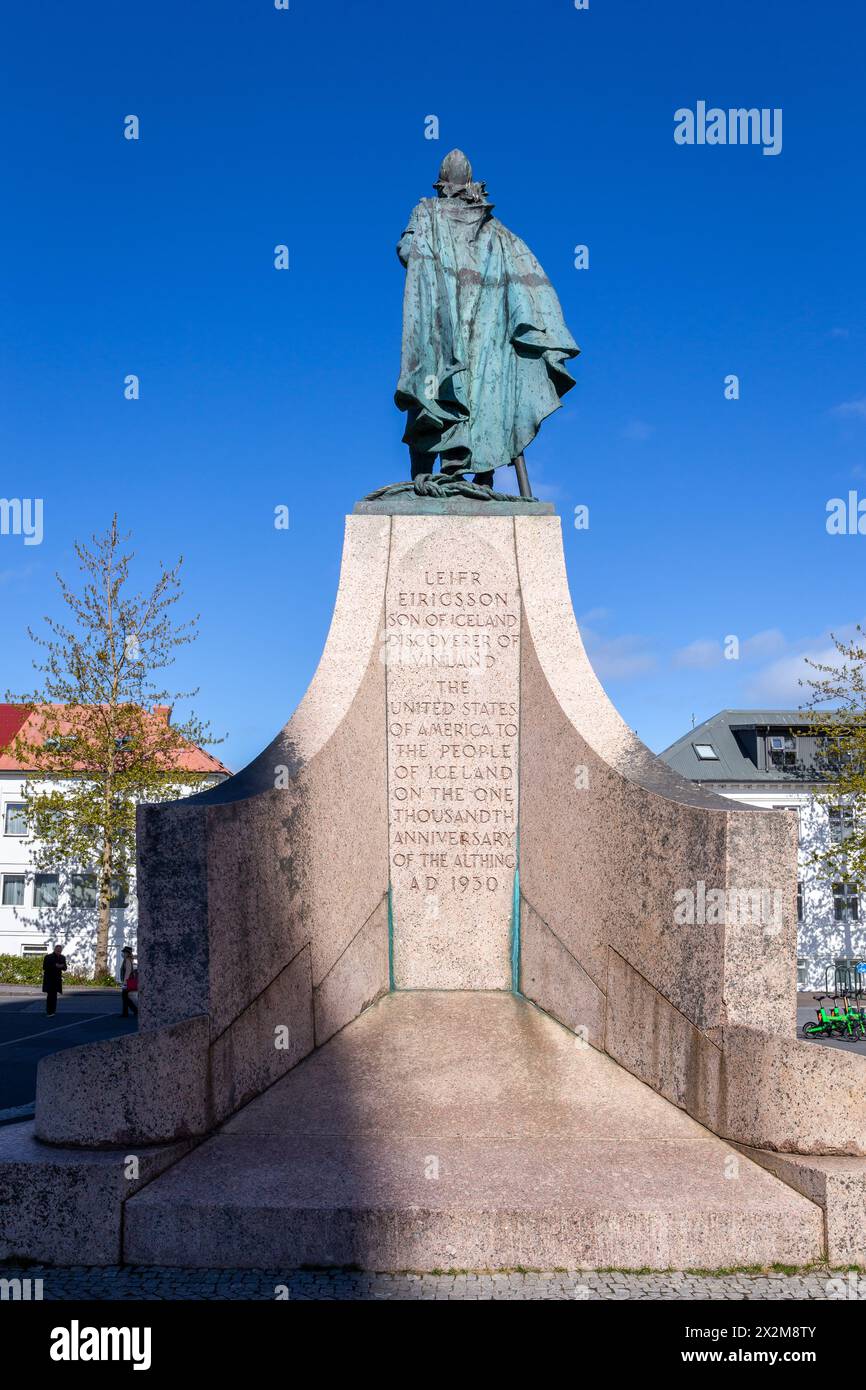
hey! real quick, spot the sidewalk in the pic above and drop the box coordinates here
[0,1266,854,1301]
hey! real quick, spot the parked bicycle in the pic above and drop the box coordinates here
[801,989,866,1041]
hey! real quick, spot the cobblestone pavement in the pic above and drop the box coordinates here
[0,1266,855,1300]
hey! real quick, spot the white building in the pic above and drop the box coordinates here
[660,710,862,991]
[0,703,229,972]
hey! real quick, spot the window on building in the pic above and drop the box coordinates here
[833,882,860,921]
[816,734,848,770]
[693,743,719,761]
[767,733,797,768]
[1,874,26,906]
[4,803,27,836]
[70,873,98,908]
[829,806,855,844]
[110,878,129,908]
[33,873,59,908]
[21,942,47,957]
[797,881,803,922]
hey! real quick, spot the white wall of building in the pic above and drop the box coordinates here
[0,770,208,975]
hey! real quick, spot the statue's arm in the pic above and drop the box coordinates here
[396,205,420,267]
[396,228,413,267]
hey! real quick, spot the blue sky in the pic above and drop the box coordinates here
[2,0,865,768]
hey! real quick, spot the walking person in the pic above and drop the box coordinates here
[42,943,67,1017]
[118,945,138,1018]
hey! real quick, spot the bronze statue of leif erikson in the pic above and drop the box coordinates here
[367,149,579,503]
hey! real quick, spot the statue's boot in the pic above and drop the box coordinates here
[410,448,435,481]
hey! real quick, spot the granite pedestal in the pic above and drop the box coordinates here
[2,505,863,1269]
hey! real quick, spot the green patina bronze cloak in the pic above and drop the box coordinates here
[395,194,580,474]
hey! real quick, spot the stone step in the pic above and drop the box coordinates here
[123,992,824,1271]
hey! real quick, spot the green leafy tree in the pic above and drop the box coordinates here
[801,626,866,885]
[5,517,224,976]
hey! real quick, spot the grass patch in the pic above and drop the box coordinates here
[0,953,116,988]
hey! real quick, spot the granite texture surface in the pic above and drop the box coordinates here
[209,944,315,1125]
[313,897,390,1047]
[34,1016,211,1147]
[733,1145,866,1265]
[0,1121,194,1265]
[123,993,823,1271]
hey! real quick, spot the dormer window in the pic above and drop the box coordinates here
[767,734,797,768]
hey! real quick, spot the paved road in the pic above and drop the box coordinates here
[0,1267,855,1300]
[0,990,136,1116]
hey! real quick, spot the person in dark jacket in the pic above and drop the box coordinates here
[42,943,67,1016]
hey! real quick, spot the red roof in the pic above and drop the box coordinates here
[0,703,230,776]
[0,704,29,755]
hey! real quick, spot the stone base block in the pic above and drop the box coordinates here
[733,1147,866,1267]
[122,992,823,1271]
[602,946,866,1157]
[123,1132,823,1272]
[0,1122,194,1266]
[720,1027,866,1156]
[34,1017,211,1147]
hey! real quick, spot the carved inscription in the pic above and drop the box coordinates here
[385,523,520,988]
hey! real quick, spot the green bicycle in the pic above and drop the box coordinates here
[802,991,866,1042]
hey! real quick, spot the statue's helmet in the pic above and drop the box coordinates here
[435,149,472,190]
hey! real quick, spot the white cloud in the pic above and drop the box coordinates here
[832,398,866,419]
[672,628,786,670]
[673,639,722,669]
[741,628,787,661]
[745,624,863,702]
[581,621,656,680]
[747,649,833,703]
